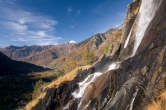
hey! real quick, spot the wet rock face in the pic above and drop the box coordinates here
[77,72,112,110]
[106,78,139,110]
[120,0,166,59]
[138,0,166,54]
[31,0,166,110]
[119,0,141,60]
[81,45,166,110]
[121,1,141,41]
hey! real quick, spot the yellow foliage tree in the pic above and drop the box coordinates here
[63,57,78,72]
[81,49,96,65]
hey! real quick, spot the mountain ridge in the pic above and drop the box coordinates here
[0,26,122,67]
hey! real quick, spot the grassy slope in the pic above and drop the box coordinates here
[145,91,166,110]
[25,65,91,110]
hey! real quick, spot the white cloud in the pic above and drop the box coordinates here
[67,8,72,14]
[5,21,28,33]
[37,37,62,45]
[0,3,61,45]
[18,18,25,24]
[1,8,58,30]
[36,31,46,37]
[41,24,51,29]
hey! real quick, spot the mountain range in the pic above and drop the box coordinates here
[0,27,122,67]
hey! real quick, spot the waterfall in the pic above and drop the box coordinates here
[63,62,121,110]
[124,27,133,48]
[72,72,103,99]
[131,0,162,56]
[108,62,121,71]
[72,62,121,99]
[71,62,121,110]
[124,0,162,57]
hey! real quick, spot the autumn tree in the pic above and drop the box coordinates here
[63,57,78,72]
[104,43,111,54]
[81,49,96,65]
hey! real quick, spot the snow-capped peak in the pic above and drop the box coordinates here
[69,40,77,44]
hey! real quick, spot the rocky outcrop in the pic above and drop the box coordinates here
[76,27,122,58]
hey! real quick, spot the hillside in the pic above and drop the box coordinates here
[0,52,48,76]
[0,43,76,66]
[22,43,75,66]
[0,45,53,60]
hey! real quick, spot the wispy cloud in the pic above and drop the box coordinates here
[67,8,72,14]
[67,8,81,15]
[0,0,16,5]
[0,1,61,46]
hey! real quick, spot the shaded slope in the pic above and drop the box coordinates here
[0,52,48,76]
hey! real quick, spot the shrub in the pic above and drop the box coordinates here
[104,43,111,54]
[32,80,44,99]
[56,69,65,77]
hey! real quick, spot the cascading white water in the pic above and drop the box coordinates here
[124,28,133,48]
[72,62,121,99]
[124,0,162,57]
[72,72,103,99]
[71,62,121,110]
[108,62,121,71]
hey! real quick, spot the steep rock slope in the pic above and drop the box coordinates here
[75,27,122,57]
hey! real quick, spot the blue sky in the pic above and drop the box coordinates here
[0,0,132,46]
